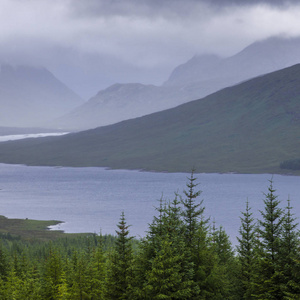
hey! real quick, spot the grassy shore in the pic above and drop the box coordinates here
[0,215,90,241]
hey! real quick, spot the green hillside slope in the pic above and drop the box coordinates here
[0,64,300,174]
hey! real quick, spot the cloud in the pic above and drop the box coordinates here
[1,0,300,98]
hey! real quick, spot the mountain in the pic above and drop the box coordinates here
[53,83,179,130]
[54,36,300,130]
[0,64,299,174]
[0,64,83,128]
[165,36,300,88]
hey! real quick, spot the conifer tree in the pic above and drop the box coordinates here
[237,200,257,299]
[210,225,236,299]
[144,197,194,299]
[180,170,218,298]
[0,242,9,281]
[106,211,134,299]
[56,271,69,300]
[254,180,284,299]
[88,233,107,299]
[129,197,166,299]
[40,245,63,299]
[180,169,206,248]
[280,199,300,298]
[69,251,89,299]
[145,238,193,299]
[213,226,234,265]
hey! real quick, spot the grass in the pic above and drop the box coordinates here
[0,215,89,241]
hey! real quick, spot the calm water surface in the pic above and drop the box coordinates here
[0,164,299,244]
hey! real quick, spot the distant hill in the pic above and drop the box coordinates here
[54,36,300,130]
[165,36,300,87]
[0,64,299,174]
[0,64,83,128]
[53,83,178,130]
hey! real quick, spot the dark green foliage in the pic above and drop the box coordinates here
[236,200,257,299]
[180,169,206,248]
[145,237,193,299]
[240,180,300,300]
[252,181,284,299]
[145,198,195,299]
[131,197,195,299]
[280,199,300,298]
[209,225,238,300]
[212,226,234,266]
[257,180,283,261]
[179,171,218,298]
[0,243,9,280]
[0,175,298,299]
[106,211,134,299]
[40,245,63,299]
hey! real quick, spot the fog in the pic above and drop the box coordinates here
[1,0,300,99]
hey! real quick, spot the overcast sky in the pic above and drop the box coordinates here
[1,0,300,99]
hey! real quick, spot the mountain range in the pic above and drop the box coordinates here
[2,36,300,132]
[0,64,299,174]
[52,36,300,130]
[0,64,83,128]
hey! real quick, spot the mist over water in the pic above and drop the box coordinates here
[0,133,69,142]
[0,163,299,245]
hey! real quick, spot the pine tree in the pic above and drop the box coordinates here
[180,169,206,248]
[180,170,216,298]
[106,211,134,299]
[20,265,42,299]
[145,238,193,299]
[40,245,63,300]
[210,225,236,299]
[57,271,70,300]
[280,199,300,298]
[254,180,284,299]
[69,251,89,299]
[88,233,107,299]
[129,197,166,299]
[0,242,9,281]
[144,197,194,299]
[237,200,257,299]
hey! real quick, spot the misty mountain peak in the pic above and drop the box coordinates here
[39,36,300,131]
[0,63,83,128]
[102,82,149,94]
[164,54,222,86]
[164,35,300,91]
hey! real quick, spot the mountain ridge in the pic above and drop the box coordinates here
[0,64,299,174]
[54,36,300,130]
[0,64,84,128]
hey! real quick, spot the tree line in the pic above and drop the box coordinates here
[0,172,299,299]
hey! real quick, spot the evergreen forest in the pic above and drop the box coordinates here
[0,172,299,299]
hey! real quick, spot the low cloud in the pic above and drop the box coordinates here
[0,0,300,98]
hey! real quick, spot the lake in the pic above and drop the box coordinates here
[0,163,299,245]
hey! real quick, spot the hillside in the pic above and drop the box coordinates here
[53,83,178,130]
[54,36,300,130]
[0,64,299,174]
[0,64,83,128]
